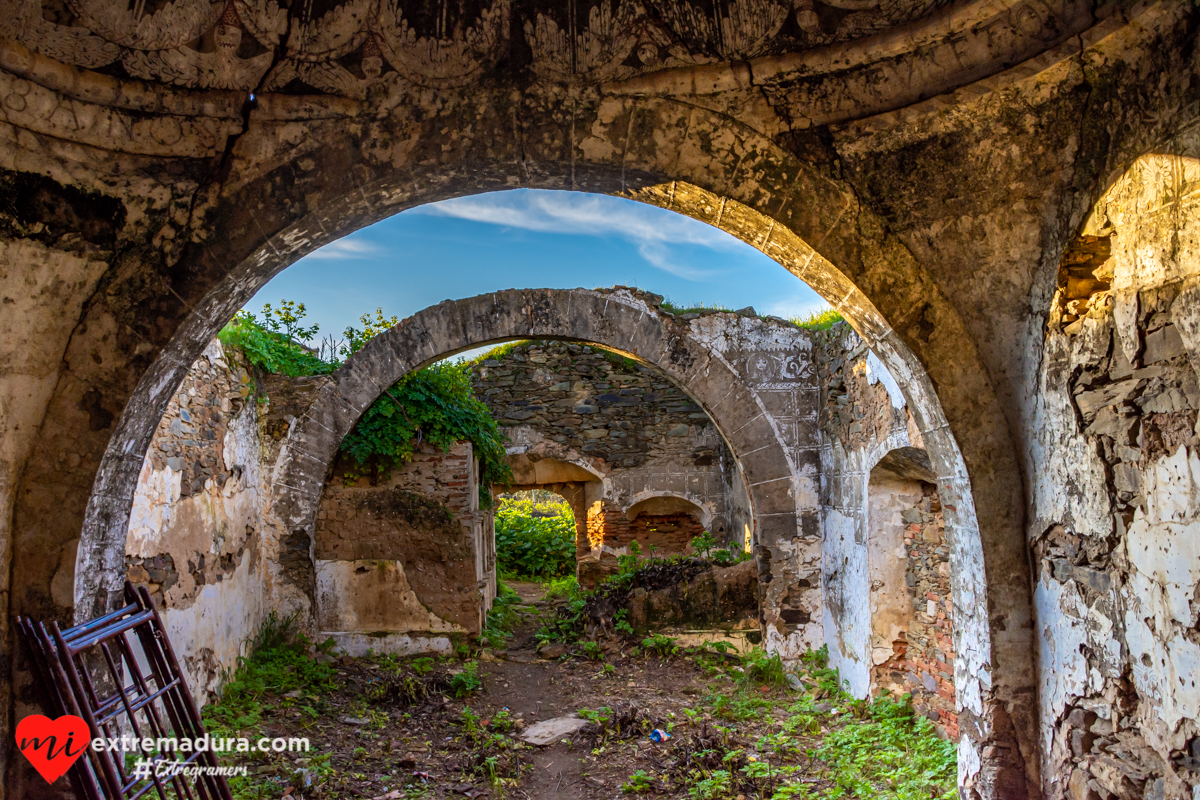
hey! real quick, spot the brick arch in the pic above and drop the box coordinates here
[60,100,1034,796]
[623,492,712,530]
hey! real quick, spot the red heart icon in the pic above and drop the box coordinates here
[16,714,91,784]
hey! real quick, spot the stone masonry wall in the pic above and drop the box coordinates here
[470,340,748,575]
[813,322,956,737]
[1030,153,1200,800]
[126,339,499,691]
[872,482,956,738]
[314,441,495,653]
[124,340,265,705]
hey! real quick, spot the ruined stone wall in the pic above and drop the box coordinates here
[470,340,748,575]
[1030,153,1200,800]
[125,339,498,690]
[599,511,707,555]
[871,481,956,738]
[124,340,264,705]
[813,323,956,735]
[314,442,495,654]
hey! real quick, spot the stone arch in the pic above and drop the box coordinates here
[500,444,605,583]
[262,288,805,629]
[63,104,1033,797]
[624,494,711,531]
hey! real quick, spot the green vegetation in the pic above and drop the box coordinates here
[218,306,335,378]
[449,661,483,698]
[659,300,733,315]
[219,302,511,505]
[542,574,581,602]
[337,360,511,500]
[203,613,338,739]
[791,308,843,331]
[534,538,749,647]
[622,769,654,793]
[479,583,523,649]
[601,646,956,800]
[641,633,680,658]
[812,693,957,799]
[493,494,577,580]
[201,614,340,799]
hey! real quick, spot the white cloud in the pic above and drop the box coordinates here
[302,237,378,260]
[417,190,741,280]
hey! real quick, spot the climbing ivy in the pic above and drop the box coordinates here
[339,360,512,506]
[218,303,511,506]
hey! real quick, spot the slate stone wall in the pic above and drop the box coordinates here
[469,339,748,576]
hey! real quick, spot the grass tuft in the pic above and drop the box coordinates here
[790,308,843,331]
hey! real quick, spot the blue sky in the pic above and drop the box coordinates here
[247,189,828,342]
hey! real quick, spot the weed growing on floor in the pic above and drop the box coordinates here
[740,648,789,688]
[479,583,523,649]
[811,693,957,799]
[542,574,582,602]
[450,661,483,698]
[622,768,654,793]
[641,633,680,658]
[203,613,338,738]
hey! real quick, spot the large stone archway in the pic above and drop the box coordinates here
[80,281,1009,794]
[3,2,1198,797]
[229,288,825,654]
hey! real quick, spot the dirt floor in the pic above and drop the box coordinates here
[222,582,956,800]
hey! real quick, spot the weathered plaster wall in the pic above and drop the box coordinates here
[314,441,495,652]
[683,311,824,660]
[871,478,957,739]
[123,340,264,705]
[124,340,499,688]
[814,323,957,734]
[815,326,922,678]
[1030,153,1200,800]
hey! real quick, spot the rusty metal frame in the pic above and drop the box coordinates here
[17,581,233,800]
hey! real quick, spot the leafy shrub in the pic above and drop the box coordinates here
[337,360,512,505]
[220,303,511,507]
[494,495,576,579]
[218,308,334,378]
[449,661,483,698]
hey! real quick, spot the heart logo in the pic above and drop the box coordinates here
[16,715,91,784]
